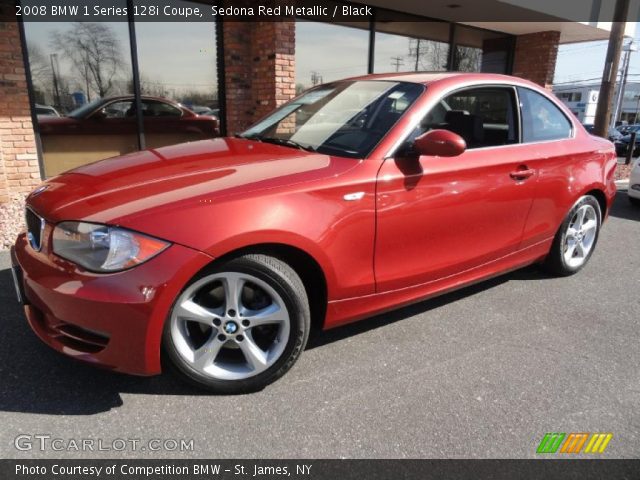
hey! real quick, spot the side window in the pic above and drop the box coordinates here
[141,100,182,117]
[405,87,519,150]
[518,88,572,142]
[98,100,134,119]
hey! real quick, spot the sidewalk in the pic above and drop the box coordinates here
[615,158,632,182]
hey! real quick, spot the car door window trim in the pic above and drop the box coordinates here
[384,80,578,159]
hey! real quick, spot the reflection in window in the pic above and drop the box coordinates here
[135,1,220,149]
[24,13,135,177]
[242,81,424,158]
[375,32,449,72]
[453,25,512,74]
[454,45,482,72]
[405,87,519,150]
[374,20,450,73]
[518,88,572,142]
[27,22,132,110]
[295,21,369,93]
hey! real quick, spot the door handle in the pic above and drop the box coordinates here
[509,166,535,181]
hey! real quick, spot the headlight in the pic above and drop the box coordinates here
[52,222,170,272]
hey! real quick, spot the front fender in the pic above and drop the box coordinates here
[117,184,378,301]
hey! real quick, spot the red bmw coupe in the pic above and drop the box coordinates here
[12,73,617,393]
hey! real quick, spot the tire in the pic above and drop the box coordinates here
[163,254,310,394]
[542,195,601,277]
[629,196,640,206]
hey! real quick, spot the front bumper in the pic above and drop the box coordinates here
[12,232,213,376]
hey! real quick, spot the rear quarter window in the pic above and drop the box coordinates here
[518,87,572,142]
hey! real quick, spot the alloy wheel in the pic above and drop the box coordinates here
[563,204,598,269]
[169,272,291,381]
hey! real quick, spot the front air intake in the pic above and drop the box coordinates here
[25,207,45,251]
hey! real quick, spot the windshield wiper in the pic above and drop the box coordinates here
[253,136,316,153]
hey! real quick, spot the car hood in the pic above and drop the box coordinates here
[28,137,358,229]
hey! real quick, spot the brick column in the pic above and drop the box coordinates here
[222,20,295,134]
[512,31,560,89]
[0,15,41,200]
[0,7,41,247]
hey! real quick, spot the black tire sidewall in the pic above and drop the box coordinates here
[162,256,309,394]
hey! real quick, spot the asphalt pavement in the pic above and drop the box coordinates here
[0,191,638,459]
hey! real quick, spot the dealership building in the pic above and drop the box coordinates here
[0,0,636,245]
[554,81,640,124]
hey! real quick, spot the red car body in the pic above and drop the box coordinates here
[38,95,220,137]
[12,73,617,377]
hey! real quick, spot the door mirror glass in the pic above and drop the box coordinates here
[414,129,466,157]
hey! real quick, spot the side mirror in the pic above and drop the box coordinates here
[414,129,466,157]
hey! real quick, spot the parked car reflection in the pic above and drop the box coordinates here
[38,96,220,177]
[35,104,60,118]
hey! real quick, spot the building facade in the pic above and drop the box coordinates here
[0,0,633,247]
[553,85,601,124]
[554,82,640,125]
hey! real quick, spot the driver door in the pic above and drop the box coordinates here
[374,86,538,292]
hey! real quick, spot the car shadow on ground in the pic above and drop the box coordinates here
[0,263,549,415]
[306,268,549,350]
[609,190,640,221]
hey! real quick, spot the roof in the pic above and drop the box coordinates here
[344,71,539,88]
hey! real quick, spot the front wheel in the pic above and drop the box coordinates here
[163,254,310,394]
[542,195,601,276]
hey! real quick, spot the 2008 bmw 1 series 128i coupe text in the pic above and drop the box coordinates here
[12,73,617,393]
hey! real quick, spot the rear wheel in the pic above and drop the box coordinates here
[542,195,601,276]
[163,254,310,394]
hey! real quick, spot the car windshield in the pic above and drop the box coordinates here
[67,98,105,119]
[239,80,424,158]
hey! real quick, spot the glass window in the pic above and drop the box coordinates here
[134,0,220,149]
[405,87,519,150]
[101,100,134,119]
[453,25,512,74]
[142,99,183,117]
[373,19,450,73]
[295,21,369,92]
[241,80,424,158]
[519,88,573,142]
[24,13,135,177]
